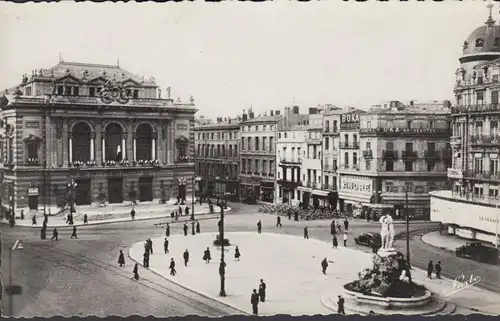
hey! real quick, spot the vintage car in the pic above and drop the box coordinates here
[354,232,382,249]
[455,242,499,264]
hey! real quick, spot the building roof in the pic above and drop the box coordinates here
[195,118,240,130]
[462,7,500,57]
[367,102,451,115]
[240,114,283,124]
[279,124,309,131]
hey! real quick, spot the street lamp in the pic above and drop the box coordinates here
[404,186,411,269]
[8,182,15,228]
[191,176,195,221]
[219,192,226,297]
[6,240,23,317]
[42,93,54,216]
[67,179,77,213]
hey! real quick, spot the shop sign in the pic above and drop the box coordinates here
[447,168,463,179]
[28,187,38,196]
[340,177,372,193]
[340,112,360,130]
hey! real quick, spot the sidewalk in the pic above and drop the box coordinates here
[2,202,231,228]
[422,231,473,252]
[128,230,500,316]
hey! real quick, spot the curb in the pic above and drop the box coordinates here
[1,208,232,229]
[127,245,250,316]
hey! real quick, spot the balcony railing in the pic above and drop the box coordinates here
[470,134,500,145]
[451,104,500,114]
[322,184,337,191]
[280,158,302,165]
[324,165,338,172]
[382,150,398,159]
[424,150,441,160]
[463,170,500,181]
[25,158,41,166]
[450,136,462,146]
[341,164,360,171]
[401,151,418,159]
[363,150,373,159]
[341,142,359,149]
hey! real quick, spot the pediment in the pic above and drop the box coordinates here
[121,78,141,86]
[55,74,84,84]
[87,76,108,85]
[176,135,189,144]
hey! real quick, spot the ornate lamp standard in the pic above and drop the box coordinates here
[42,93,54,216]
[403,186,411,269]
[218,191,226,297]
[67,179,78,213]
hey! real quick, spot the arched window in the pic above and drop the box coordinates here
[105,123,123,161]
[72,122,91,162]
[136,123,153,161]
[476,38,484,48]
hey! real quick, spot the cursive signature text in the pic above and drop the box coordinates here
[444,274,482,297]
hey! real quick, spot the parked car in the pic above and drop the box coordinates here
[355,232,382,251]
[455,242,499,264]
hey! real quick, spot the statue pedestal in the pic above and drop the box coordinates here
[377,248,397,258]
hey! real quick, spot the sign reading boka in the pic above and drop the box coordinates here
[340,112,360,130]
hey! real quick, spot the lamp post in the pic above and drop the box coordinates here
[8,182,15,228]
[42,93,53,216]
[191,176,195,221]
[219,192,226,297]
[67,179,77,213]
[7,240,23,317]
[404,187,411,269]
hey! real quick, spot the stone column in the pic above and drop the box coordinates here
[121,134,126,160]
[102,136,106,162]
[69,136,73,163]
[62,120,69,167]
[90,133,95,160]
[95,122,102,164]
[133,134,137,161]
[152,135,156,160]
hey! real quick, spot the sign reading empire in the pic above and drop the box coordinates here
[340,112,360,130]
[341,177,372,193]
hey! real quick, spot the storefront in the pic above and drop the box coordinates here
[338,175,373,215]
[260,180,275,203]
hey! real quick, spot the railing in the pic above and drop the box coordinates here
[446,191,500,207]
[451,104,500,114]
[280,158,302,165]
[424,150,441,159]
[341,142,359,149]
[363,150,373,159]
[463,170,500,181]
[26,158,41,166]
[470,134,500,145]
[450,136,462,145]
[382,150,398,159]
[340,164,360,171]
[71,160,98,167]
[401,151,418,159]
[324,165,338,172]
[323,128,339,135]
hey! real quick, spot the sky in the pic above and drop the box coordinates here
[0,1,494,119]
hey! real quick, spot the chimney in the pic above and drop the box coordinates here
[293,106,299,114]
[242,114,248,121]
[249,112,255,119]
[443,100,451,108]
[270,110,274,116]
[229,119,232,124]
[409,101,414,106]
[308,107,318,115]
[275,110,281,115]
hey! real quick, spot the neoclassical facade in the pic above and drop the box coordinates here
[0,61,196,214]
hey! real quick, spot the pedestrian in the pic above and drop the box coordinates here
[435,261,442,279]
[183,249,190,266]
[40,227,46,240]
[43,214,48,225]
[276,215,282,228]
[166,223,170,237]
[257,220,262,234]
[70,226,78,239]
[287,210,292,220]
[43,220,47,230]
[251,289,259,315]
[337,223,342,233]
[203,247,211,263]
[185,206,189,216]
[131,208,136,220]
[196,220,200,234]
[337,295,345,315]
[133,263,139,280]
[427,260,434,279]
[32,215,37,225]
[51,228,59,241]
[331,220,336,235]
[234,246,241,261]
[191,221,196,235]
[143,251,150,268]
[169,258,177,276]
[20,209,24,220]
[343,232,348,246]
[164,238,169,253]
[304,226,309,239]
[344,218,349,231]
[175,211,179,221]
[321,258,328,274]
[178,206,182,215]
[333,235,338,248]
[183,223,188,236]
[83,214,88,224]
[294,211,299,221]
[148,238,154,254]
[171,211,175,220]
[258,279,266,302]
[118,250,125,267]
[219,261,226,277]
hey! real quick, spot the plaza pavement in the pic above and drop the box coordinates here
[2,201,230,228]
[422,231,475,252]
[129,231,500,316]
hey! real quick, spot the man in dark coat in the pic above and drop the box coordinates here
[148,238,154,254]
[164,238,169,254]
[257,220,262,234]
[183,223,188,236]
[185,206,190,216]
[51,228,59,241]
[337,295,345,315]
[321,258,328,274]
[435,261,442,279]
[32,215,37,225]
[331,220,336,235]
[171,211,175,220]
[169,258,176,276]
[178,206,182,215]
[175,211,179,221]
[344,218,349,231]
[143,251,150,268]
[83,214,88,224]
[333,235,338,248]
[234,246,241,261]
[133,263,139,280]
[287,209,292,220]
[203,247,211,263]
[118,250,125,267]
[196,220,201,234]
[258,279,266,302]
[276,215,282,228]
[304,226,309,239]
[166,223,171,237]
[70,226,78,239]
[183,249,190,266]
[191,221,196,235]
[251,289,259,315]
[41,226,46,240]
[427,260,433,279]
[130,208,136,220]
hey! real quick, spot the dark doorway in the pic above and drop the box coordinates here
[303,192,310,207]
[75,179,91,205]
[108,178,124,204]
[28,195,38,210]
[139,177,153,202]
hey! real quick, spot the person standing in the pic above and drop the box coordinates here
[196,220,200,234]
[344,218,349,231]
[32,215,37,225]
[333,235,338,248]
[203,247,211,263]
[170,211,175,220]
[191,221,196,235]
[304,226,309,239]
[164,238,169,254]
[40,226,47,240]
[130,208,136,220]
[294,211,299,222]
[287,210,292,220]
[337,295,345,315]
[133,263,139,280]
[166,223,170,237]
[118,250,125,267]
[258,279,267,302]
[83,214,88,225]
[183,223,188,236]
[321,258,328,274]
[183,249,190,267]
[70,226,78,239]
[343,232,348,246]
[234,246,241,261]
[51,228,59,241]
[337,222,342,233]
[427,260,434,279]
[435,261,442,279]
[330,220,336,235]
[143,251,150,268]
[169,258,177,276]
[276,216,282,228]
[257,220,262,234]
[148,238,154,254]
[185,206,189,216]
[251,289,259,315]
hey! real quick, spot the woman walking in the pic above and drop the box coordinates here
[118,250,125,267]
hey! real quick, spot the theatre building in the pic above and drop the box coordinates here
[0,61,196,215]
